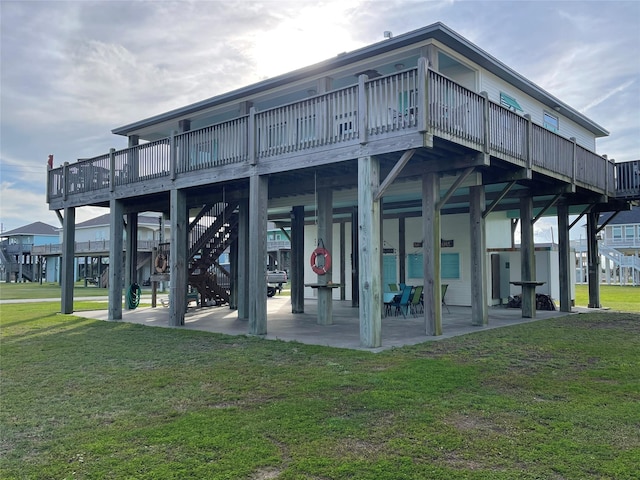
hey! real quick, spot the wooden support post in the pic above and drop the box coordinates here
[339,222,346,301]
[423,172,442,336]
[169,131,177,181]
[125,213,138,309]
[399,217,406,284]
[524,114,533,170]
[237,198,250,319]
[248,107,257,166]
[291,205,305,313]
[60,206,75,314]
[587,211,601,308]
[169,188,187,326]
[351,207,359,307]
[63,162,69,201]
[84,256,89,287]
[316,187,334,325]
[108,199,124,320]
[358,156,381,347]
[417,56,429,134]
[229,234,238,310]
[557,202,572,312]
[470,185,488,325]
[480,92,490,153]
[109,149,116,192]
[520,197,536,318]
[570,137,577,185]
[249,174,268,334]
[358,74,369,145]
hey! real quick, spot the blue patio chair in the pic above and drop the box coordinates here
[392,285,413,318]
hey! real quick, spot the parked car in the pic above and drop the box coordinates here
[267,270,287,297]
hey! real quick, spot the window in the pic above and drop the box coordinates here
[441,253,460,279]
[612,226,622,240]
[383,255,398,291]
[625,225,635,240]
[543,112,559,132]
[500,92,523,112]
[407,253,460,279]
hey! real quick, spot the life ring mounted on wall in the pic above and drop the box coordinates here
[155,253,168,273]
[310,247,331,275]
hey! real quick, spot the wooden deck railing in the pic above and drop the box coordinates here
[32,240,158,255]
[615,160,640,199]
[48,64,631,202]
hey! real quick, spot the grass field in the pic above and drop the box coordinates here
[0,282,110,300]
[1,297,639,478]
[574,284,640,312]
[2,282,637,311]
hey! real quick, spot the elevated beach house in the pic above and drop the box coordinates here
[46,23,639,348]
[0,222,58,282]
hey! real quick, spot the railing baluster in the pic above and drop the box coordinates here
[48,66,631,203]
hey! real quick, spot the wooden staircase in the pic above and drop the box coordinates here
[187,202,238,306]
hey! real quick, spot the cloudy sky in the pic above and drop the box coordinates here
[1,0,639,239]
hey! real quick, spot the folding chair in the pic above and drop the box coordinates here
[388,283,399,292]
[410,285,423,316]
[441,283,450,313]
[392,286,412,318]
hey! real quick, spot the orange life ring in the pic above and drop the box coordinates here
[310,247,331,275]
[155,253,167,273]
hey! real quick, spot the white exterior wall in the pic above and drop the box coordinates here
[503,248,573,304]
[303,222,351,299]
[478,70,596,150]
[301,212,566,307]
[58,224,162,243]
[434,41,598,151]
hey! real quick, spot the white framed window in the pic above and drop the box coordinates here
[625,225,635,240]
[543,112,559,132]
[612,226,622,240]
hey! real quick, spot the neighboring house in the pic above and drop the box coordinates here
[574,206,640,286]
[598,207,640,285]
[46,22,639,347]
[0,222,58,282]
[267,224,291,271]
[32,213,168,284]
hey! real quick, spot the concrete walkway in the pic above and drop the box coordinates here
[76,295,575,352]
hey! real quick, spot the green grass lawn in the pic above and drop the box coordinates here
[0,282,110,300]
[1,301,638,479]
[574,284,640,312]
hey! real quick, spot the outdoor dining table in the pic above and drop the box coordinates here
[383,292,399,317]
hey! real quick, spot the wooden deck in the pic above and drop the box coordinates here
[47,65,637,210]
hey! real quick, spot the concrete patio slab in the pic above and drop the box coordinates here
[77,295,575,352]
